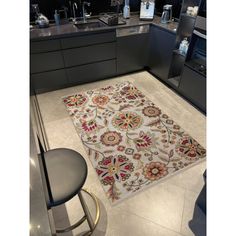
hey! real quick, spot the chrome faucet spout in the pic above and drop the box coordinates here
[72,2,78,23]
[82,1,91,23]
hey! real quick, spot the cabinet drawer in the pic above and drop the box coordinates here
[63,42,116,67]
[66,59,116,84]
[60,31,116,49]
[179,65,206,111]
[117,33,149,74]
[31,69,67,94]
[30,51,64,73]
[30,39,61,54]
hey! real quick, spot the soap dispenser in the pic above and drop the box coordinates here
[123,0,130,19]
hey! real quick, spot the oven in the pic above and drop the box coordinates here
[185,28,206,76]
[185,2,206,77]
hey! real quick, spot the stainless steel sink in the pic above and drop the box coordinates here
[74,21,106,30]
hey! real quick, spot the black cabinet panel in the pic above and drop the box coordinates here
[60,31,116,49]
[117,33,149,75]
[31,69,68,94]
[179,65,206,111]
[148,26,176,80]
[30,40,61,54]
[63,42,116,67]
[66,60,116,84]
[30,51,64,73]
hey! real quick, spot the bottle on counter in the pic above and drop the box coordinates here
[54,10,60,25]
[123,0,130,19]
[179,37,189,56]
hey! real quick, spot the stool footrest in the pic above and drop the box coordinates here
[56,215,87,233]
[54,188,100,234]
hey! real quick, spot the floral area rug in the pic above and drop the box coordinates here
[62,81,206,205]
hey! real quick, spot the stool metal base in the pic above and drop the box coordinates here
[55,188,100,235]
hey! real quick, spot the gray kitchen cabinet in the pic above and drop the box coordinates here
[62,42,116,67]
[30,30,117,94]
[66,60,116,84]
[148,25,176,80]
[31,69,68,94]
[30,51,64,73]
[179,64,206,112]
[60,31,116,49]
[30,39,61,54]
[116,26,149,75]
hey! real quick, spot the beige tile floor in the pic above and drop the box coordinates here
[36,71,206,236]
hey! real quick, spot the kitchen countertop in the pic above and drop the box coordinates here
[30,14,178,41]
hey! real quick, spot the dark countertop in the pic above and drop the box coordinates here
[30,14,178,41]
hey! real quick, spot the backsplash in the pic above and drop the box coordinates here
[30,0,182,22]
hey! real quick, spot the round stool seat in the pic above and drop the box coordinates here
[44,148,87,207]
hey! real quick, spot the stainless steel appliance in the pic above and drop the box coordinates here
[161,4,172,23]
[140,0,155,20]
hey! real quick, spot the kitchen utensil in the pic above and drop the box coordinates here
[32,4,49,28]
[161,4,172,23]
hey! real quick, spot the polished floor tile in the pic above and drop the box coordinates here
[36,71,206,236]
[117,182,186,232]
[166,161,206,194]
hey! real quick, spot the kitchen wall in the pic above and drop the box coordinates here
[30,0,182,22]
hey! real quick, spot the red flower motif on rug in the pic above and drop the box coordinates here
[176,136,206,161]
[92,95,109,106]
[142,106,161,117]
[112,112,143,131]
[100,131,122,146]
[120,85,145,100]
[143,162,168,181]
[63,93,88,107]
[133,131,157,152]
[96,155,134,185]
[81,120,98,133]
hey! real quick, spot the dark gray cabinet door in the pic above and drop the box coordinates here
[148,26,176,80]
[117,33,149,75]
[30,39,61,54]
[30,51,64,73]
[60,31,116,49]
[31,69,68,94]
[62,42,116,67]
[179,65,206,112]
[66,59,116,84]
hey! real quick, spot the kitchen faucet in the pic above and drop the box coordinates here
[72,2,78,23]
[82,1,91,23]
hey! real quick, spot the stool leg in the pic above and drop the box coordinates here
[78,191,95,231]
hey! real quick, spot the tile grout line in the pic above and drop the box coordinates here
[180,188,187,235]
[116,205,183,236]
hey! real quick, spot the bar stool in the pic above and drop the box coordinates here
[42,148,100,235]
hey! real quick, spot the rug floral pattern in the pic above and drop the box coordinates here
[62,82,206,204]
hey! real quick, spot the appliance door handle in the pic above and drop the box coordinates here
[193,29,206,40]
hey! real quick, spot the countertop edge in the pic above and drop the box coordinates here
[30,15,178,41]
